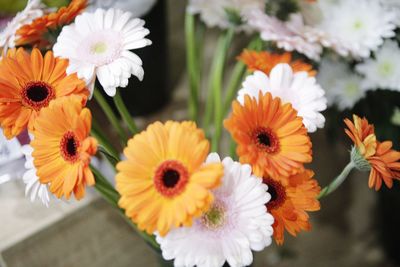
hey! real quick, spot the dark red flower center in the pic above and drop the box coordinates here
[263,177,286,210]
[252,127,280,153]
[22,81,55,110]
[154,160,189,198]
[60,131,80,162]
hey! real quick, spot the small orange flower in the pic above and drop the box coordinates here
[116,121,224,236]
[31,96,97,200]
[0,48,88,139]
[16,0,87,47]
[263,169,320,245]
[344,114,400,190]
[238,50,316,76]
[224,92,312,178]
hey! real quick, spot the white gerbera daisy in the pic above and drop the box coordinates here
[381,0,400,26]
[317,57,367,111]
[245,9,323,60]
[316,0,396,58]
[188,0,264,30]
[238,64,327,132]
[0,0,44,53]
[156,153,274,267]
[356,40,400,91]
[53,8,152,97]
[21,145,50,207]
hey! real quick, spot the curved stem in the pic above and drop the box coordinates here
[222,36,264,118]
[210,28,235,151]
[90,165,160,252]
[91,124,119,162]
[185,12,202,123]
[318,161,355,199]
[93,89,128,144]
[113,90,139,135]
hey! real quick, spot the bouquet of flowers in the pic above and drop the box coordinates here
[1,0,400,266]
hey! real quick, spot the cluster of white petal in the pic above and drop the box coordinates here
[0,0,45,53]
[54,8,152,97]
[157,154,274,267]
[238,64,327,132]
[187,0,265,31]
[246,0,397,60]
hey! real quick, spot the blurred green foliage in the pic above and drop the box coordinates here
[0,0,69,15]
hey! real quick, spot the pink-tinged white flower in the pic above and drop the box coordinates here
[356,40,400,92]
[53,8,152,97]
[238,64,327,132]
[381,0,400,26]
[311,0,396,58]
[317,57,367,111]
[21,145,50,207]
[187,0,264,30]
[245,8,323,60]
[0,0,45,54]
[156,153,274,267]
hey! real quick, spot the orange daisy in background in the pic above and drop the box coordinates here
[224,92,312,178]
[238,50,316,76]
[263,169,321,244]
[116,121,224,236]
[31,96,97,200]
[16,0,87,47]
[345,115,400,190]
[0,48,88,139]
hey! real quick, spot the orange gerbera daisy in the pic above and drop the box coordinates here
[16,0,87,47]
[0,48,88,139]
[263,169,320,245]
[238,50,316,76]
[224,92,312,178]
[344,115,400,190]
[31,96,97,200]
[116,121,224,236]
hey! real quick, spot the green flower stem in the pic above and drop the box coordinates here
[90,165,160,252]
[185,12,202,123]
[90,124,120,162]
[93,89,128,144]
[222,36,264,118]
[222,61,246,117]
[210,28,235,151]
[318,161,355,199]
[113,90,139,135]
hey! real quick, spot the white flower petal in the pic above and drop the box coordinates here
[53,8,151,97]
[156,154,273,267]
[238,64,327,132]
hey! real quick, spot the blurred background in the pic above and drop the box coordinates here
[1,1,400,266]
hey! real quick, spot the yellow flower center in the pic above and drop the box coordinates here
[378,61,394,77]
[91,42,108,54]
[201,201,226,229]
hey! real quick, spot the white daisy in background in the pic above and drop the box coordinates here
[187,0,265,30]
[317,57,367,111]
[314,0,396,58]
[156,153,274,267]
[381,0,400,26]
[356,40,400,91]
[391,107,400,126]
[238,64,327,133]
[53,8,152,97]
[245,8,323,60]
[0,0,45,53]
[21,145,50,207]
